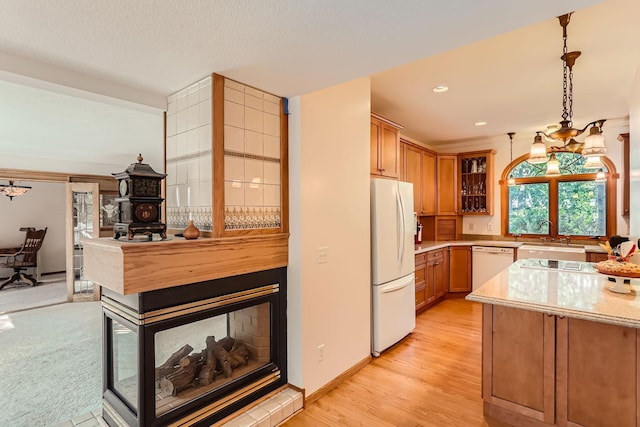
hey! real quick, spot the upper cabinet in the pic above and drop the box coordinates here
[371,113,402,179]
[400,140,437,216]
[459,150,495,215]
[436,155,458,215]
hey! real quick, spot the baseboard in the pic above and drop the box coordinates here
[42,270,65,276]
[304,355,372,406]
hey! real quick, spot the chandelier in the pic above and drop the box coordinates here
[0,181,32,201]
[528,12,606,168]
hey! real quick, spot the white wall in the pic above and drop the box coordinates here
[434,118,629,237]
[0,181,66,276]
[288,77,371,394]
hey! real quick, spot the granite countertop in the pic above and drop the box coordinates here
[414,240,606,254]
[466,259,640,328]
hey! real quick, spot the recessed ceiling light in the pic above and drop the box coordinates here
[474,121,487,126]
[432,85,449,93]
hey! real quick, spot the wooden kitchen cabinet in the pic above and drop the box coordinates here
[483,305,556,425]
[586,251,608,263]
[448,245,472,292]
[436,155,458,215]
[400,140,437,216]
[414,253,427,312]
[371,113,402,179]
[484,304,640,427]
[414,249,447,313]
[459,150,495,215]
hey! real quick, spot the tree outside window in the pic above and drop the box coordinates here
[506,152,609,238]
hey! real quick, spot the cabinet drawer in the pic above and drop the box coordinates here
[427,249,444,262]
[415,253,427,265]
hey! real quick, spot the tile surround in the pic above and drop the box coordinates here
[166,75,282,232]
[166,76,213,230]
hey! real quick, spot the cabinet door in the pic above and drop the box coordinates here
[483,305,556,424]
[436,155,458,215]
[380,123,400,178]
[422,151,436,216]
[404,144,423,214]
[433,251,447,298]
[556,318,637,427]
[449,246,472,292]
[425,261,436,304]
[370,119,382,176]
[414,254,427,311]
[459,150,495,215]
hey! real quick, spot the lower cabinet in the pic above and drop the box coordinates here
[483,304,640,427]
[414,248,448,313]
[448,245,472,292]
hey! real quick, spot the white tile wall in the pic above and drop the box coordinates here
[223,78,282,230]
[166,75,214,230]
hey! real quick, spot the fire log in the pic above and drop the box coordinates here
[160,354,200,396]
[155,344,193,379]
[198,336,219,386]
[229,342,249,368]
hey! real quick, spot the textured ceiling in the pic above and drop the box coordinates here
[0,0,599,99]
[1,0,632,154]
[372,0,640,144]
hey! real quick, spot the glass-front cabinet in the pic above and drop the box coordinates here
[459,150,495,215]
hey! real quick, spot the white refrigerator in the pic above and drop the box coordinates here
[371,178,416,356]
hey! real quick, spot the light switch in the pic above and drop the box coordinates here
[316,247,328,264]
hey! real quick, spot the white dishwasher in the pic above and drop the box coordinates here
[472,246,515,290]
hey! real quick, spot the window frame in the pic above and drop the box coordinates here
[500,151,618,240]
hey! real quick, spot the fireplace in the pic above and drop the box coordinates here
[100,267,287,427]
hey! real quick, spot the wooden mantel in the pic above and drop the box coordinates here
[83,233,288,295]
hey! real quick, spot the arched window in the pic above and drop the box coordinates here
[500,152,617,239]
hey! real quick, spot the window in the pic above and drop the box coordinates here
[504,152,614,238]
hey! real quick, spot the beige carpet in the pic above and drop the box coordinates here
[0,274,67,314]
[0,301,102,426]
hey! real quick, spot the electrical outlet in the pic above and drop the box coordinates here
[316,247,328,264]
[487,223,493,232]
[469,223,474,231]
[317,344,325,362]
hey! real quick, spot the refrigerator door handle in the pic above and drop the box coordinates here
[398,189,406,264]
[380,277,413,293]
[396,191,403,264]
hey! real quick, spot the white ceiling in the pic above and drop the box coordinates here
[1,0,636,158]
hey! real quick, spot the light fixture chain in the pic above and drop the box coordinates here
[568,68,574,124]
[561,28,569,121]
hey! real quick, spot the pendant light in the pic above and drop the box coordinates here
[545,153,561,176]
[583,156,603,169]
[528,12,606,161]
[528,132,548,164]
[507,132,516,186]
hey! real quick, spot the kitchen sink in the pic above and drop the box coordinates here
[517,244,586,261]
[518,242,585,249]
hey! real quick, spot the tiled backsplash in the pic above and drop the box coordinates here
[223,79,281,230]
[166,76,213,230]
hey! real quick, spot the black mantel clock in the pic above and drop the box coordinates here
[112,154,167,241]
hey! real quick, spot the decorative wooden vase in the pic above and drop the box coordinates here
[183,220,200,240]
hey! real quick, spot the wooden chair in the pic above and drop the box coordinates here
[0,228,47,289]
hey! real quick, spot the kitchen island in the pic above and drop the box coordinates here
[467,259,640,427]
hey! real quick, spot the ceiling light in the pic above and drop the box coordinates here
[528,12,606,160]
[545,153,561,176]
[432,85,448,93]
[583,156,603,169]
[528,132,548,164]
[0,181,31,201]
[474,121,487,126]
[507,132,516,186]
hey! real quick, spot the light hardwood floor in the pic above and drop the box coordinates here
[284,298,508,427]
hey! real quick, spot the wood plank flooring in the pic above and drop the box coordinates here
[284,298,508,427]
